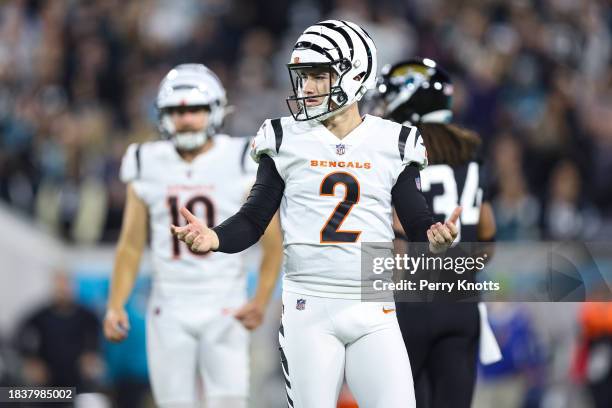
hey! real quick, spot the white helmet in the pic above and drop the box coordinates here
[156,63,227,150]
[286,20,378,122]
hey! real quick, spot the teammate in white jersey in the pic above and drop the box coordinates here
[103,64,283,408]
[172,21,460,407]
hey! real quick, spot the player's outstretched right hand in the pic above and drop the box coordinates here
[171,207,219,253]
[103,308,130,342]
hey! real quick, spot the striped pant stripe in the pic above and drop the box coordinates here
[279,321,295,408]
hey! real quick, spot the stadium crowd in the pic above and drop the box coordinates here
[1,0,611,244]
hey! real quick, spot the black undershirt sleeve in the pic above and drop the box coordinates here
[212,154,284,253]
[392,164,434,242]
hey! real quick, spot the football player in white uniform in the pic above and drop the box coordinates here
[172,21,460,408]
[103,64,283,408]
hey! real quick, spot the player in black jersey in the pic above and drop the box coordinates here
[369,58,499,408]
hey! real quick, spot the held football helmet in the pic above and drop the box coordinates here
[372,58,453,124]
[286,20,378,122]
[156,64,227,150]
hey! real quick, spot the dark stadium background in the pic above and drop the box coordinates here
[0,0,611,407]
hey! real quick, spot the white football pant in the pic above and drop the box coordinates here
[146,290,248,408]
[279,291,415,408]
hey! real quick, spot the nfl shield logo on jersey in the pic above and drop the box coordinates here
[296,299,306,310]
[335,143,346,155]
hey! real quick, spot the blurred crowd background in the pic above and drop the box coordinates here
[2,0,612,244]
[1,0,611,407]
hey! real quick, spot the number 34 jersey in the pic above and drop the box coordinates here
[120,135,254,295]
[251,115,427,298]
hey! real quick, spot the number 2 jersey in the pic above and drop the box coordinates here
[250,114,427,298]
[120,135,254,295]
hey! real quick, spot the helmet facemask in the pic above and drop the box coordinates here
[286,59,353,122]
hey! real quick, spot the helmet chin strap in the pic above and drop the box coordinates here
[296,74,354,122]
[311,84,368,122]
[299,96,329,120]
[314,101,351,122]
[299,93,354,123]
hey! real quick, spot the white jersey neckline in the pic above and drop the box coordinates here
[166,135,229,167]
[311,114,373,159]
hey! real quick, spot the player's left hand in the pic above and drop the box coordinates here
[233,300,266,331]
[427,206,461,253]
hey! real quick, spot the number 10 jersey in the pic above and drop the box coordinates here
[120,136,254,296]
[250,115,427,298]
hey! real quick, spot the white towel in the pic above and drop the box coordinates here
[478,302,503,365]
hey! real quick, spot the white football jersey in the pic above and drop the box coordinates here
[120,135,255,295]
[251,115,427,298]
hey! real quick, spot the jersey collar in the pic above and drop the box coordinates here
[313,114,372,158]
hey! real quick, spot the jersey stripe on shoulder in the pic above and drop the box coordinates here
[240,138,250,173]
[398,126,410,161]
[398,125,423,162]
[271,118,283,153]
[135,143,142,179]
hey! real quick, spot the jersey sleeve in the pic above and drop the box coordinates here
[249,119,280,163]
[119,143,149,201]
[400,125,428,170]
[240,137,259,195]
[119,143,141,183]
[392,164,434,242]
[241,138,258,177]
